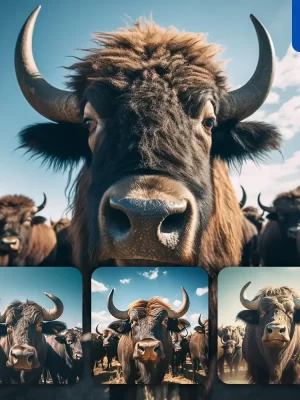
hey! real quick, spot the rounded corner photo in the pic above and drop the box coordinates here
[91,266,209,385]
[218,267,300,385]
[0,267,82,385]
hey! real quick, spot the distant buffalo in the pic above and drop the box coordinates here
[237,281,300,384]
[0,194,56,266]
[189,314,209,383]
[258,188,300,266]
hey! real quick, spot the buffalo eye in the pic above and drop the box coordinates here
[84,119,97,134]
[66,339,73,345]
[162,317,169,327]
[202,117,215,132]
[36,324,42,332]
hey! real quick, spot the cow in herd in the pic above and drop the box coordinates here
[1,2,300,394]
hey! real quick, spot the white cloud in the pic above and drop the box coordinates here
[91,310,116,333]
[142,268,159,280]
[231,150,300,207]
[264,91,280,105]
[163,271,167,276]
[189,313,200,322]
[196,287,209,296]
[120,278,130,284]
[91,279,109,293]
[76,322,82,328]
[273,44,300,90]
[173,300,182,307]
[155,296,169,304]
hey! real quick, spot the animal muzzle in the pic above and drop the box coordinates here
[133,339,165,362]
[287,226,300,239]
[7,345,40,370]
[98,175,198,265]
[262,323,290,347]
[74,352,83,360]
[173,342,182,352]
[0,236,21,253]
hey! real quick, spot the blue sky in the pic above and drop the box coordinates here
[0,267,82,329]
[218,267,300,327]
[0,0,297,220]
[91,267,208,333]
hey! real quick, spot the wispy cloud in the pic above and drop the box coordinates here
[91,310,116,332]
[173,300,182,307]
[91,279,109,293]
[163,271,168,276]
[120,278,130,284]
[273,44,300,90]
[155,296,169,304]
[196,287,209,296]
[264,91,280,105]
[142,267,159,280]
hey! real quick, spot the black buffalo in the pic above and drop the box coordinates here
[0,293,65,384]
[95,326,119,371]
[171,331,189,377]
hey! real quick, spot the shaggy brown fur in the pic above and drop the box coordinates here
[27,223,57,266]
[274,187,300,203]
[0,195,35,211]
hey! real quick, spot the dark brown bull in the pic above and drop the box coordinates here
[171,331,189,377]
[90,332,105,376]
[0,194,57,266]
[0,293,65,384]
[15,7,281,396]
[218,336,242,380]
[50,218,71,234]
[189,314,209,383]
[95,326,119,370]
[237,281,300,384]
[106,287,190,383]
[258,188,300,266]
[50,219,73,266]
[44,328,83,384]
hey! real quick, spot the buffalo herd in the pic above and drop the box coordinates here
[0,3,299,394]
[92,287,208,384]
[218,281,300,384]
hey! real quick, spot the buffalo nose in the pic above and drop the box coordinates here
[264,324,289,343]
[133,340,165,361]
[74,352,83,360]
[8,345,37,370]
[107,196,188,245]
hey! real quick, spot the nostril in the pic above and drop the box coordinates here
[138,345,144,352]
[267,327,272,334]
[28,355,34,364]
[160,212,186,234]
[154,345,160,353]
[279,328,286,334]
[106,207,131,238]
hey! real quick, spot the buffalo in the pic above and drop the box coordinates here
[0,293,65,384]
[50,218,71,234]
[106,287,190,384]
[171,331,189,377]
[95,326,119,370]
[0,194,57,266]
[218,336,242,380]
[44,328,83,384]
[50,219,73,266]
[237,281,300,384]
[258,188,300,266]
[90,332,105,376]
[15,7,282,395]
[189,314,209,383]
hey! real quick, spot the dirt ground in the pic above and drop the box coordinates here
[218,364,249,384]
[93,356,206,384]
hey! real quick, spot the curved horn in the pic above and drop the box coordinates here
[168,287,190,319]
[240,281,261,310]
[36,193,47,213]
[96,324,101,336]
[42,292,64,321]
[107,289,129,320]
[239,186,247,209]
[198,313,205,327]
[221,336,227,345]
[15,6,81,123]
[258,193,276,214]
[220,15,275,122]
[293,295,300,311]
[260,210,265,218]
[181,328,188,338]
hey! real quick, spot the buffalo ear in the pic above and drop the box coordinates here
[168,318,190,332]
[18,122,91,172]
[108,320,131,334]
[42,321,67,334]
[211,120,282,166]
[0,324,7,336]
[294,311,300,324]
[266,213,278,221]
[236,310,259,325]
[32,216,47,225]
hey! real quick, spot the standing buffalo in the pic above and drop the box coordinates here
[95,326,119,370]
[0,293,65,384]
[243,207,265,234]
[218,336,242,380]
[15,7,281,395]
[90,332,105,376]
[51,219,73,266]
[189,314,209,383]
[44,328,83,384]
[0,194,57,266]
[237,281,300,384]
[106,287,190,384]
[258,188,300,266]
[171,331,189,377]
